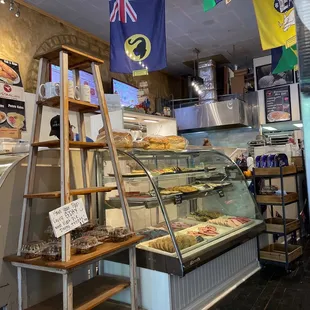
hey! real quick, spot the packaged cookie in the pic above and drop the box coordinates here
[82,230,109,242]
[41,243,61,261]
[109,227,134,242]
[72,236,101,254]
[21,241,47,259]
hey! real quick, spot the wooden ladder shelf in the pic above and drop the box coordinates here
[5,45,140,310]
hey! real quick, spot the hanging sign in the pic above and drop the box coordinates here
[49,198,89,238]
[109,0,167,74]
[0,59,26,131]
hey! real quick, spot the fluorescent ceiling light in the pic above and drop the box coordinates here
[144,119,158,123]
[263,126,277,131]
[123,116,137,120]
[293,123,303,128]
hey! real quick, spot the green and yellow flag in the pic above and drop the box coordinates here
[252,0,296,50]
[203,0,223,12]
[271,44,298,74]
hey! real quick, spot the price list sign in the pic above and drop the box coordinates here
[264,86,292,123]
[49,198,89,238]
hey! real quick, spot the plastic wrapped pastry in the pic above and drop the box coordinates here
[109,227,134,242]
[96,129,133,148]
[21,241,47,259]
[72,236,101,254]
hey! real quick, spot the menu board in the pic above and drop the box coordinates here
[0,59,26,131]
[264,86,292,123]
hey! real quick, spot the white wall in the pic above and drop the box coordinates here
[23,93,126,142]
[23,92,93,142]
[253,56,301,125]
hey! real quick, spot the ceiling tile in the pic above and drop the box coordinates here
[24,0,266,74]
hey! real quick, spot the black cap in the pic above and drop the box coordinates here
[50,115,60,139]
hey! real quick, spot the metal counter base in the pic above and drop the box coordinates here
[102,238,260,310]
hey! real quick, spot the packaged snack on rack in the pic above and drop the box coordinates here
[44,226,58,242]
[21,241,47,259]
[109,227,134,242]
[71,229,83,241]
[96,129,133,148]
[72,236,102,254]
[41,243,61,261]
[82,230,110,242]
[261,185,278,195]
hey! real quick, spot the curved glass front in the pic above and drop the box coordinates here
[97,148,264,273]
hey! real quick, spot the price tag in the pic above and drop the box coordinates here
[174,194,183,205]
[218,189,225,198]
[49,198,88,238]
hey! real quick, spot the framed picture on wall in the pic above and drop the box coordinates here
[264,85,292,123]
[256,64,294,90]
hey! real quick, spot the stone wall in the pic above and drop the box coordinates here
[0,4,184,109]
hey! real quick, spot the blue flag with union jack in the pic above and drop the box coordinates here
[109,0,167,73]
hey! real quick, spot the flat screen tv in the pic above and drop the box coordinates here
[112,78,138,108]
[50,64,98,105]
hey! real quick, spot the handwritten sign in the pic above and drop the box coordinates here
[49,198,88,238]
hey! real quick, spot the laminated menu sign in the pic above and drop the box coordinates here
[49,198,89,238]
[0,59,26,130]
[264,86,292,123]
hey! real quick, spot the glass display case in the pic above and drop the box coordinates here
[96,148,265,276]
[0,153,27,178]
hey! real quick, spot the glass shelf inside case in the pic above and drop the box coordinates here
[96,148,265,276]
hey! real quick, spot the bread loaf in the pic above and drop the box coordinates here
[166,136,187,150]
[133,140,150,149]
[96,129,133,148]
[143,136,170,150]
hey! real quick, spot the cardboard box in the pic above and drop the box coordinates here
[231,75,245,94]
[0,128,21,139]
[291,156,303,169]
[234,69,248,76]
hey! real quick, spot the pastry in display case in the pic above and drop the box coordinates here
[96,147,265,276]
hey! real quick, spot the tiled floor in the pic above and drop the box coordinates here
[210,238,310,310]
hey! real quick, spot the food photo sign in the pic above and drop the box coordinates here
[0,59,26,131]
[264,85,292,123]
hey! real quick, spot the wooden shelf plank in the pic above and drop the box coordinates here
[37,96,100,114]
[265,218,300,235]
[95,300,133,310]
[4,236,143,270]
[34,45,104,70]
[260,243,303,263]
[24,186,117,199]
[32,140,105,149]
[254,165,297,177]
[25,275,129,310]
[256,192,298,205]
